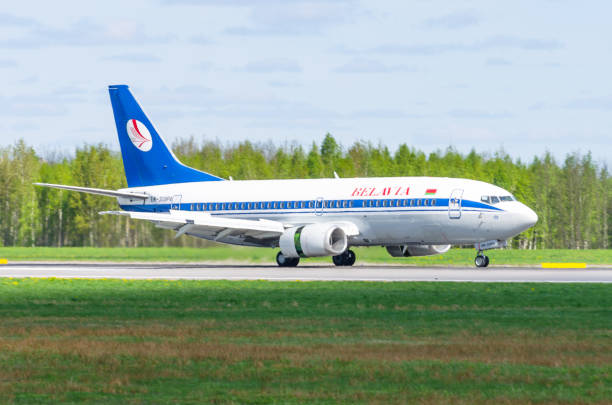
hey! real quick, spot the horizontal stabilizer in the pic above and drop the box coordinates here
[34,183,148,200]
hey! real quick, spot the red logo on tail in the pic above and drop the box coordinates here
[126,119,152,152]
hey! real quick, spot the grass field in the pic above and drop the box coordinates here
[0,278,610,404]
[1,246,611,265]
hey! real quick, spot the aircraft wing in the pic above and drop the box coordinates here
[101,210,286,247]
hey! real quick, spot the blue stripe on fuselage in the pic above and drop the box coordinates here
[119,197,503,214]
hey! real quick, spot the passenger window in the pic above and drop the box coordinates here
[423,199,428,206]
[376,200,381,207]
[410,199,415,207]
[382,200,388,207]
[349,200,353,207]
[343,200,347,208]
[491,196,500,204]
[416,199,421,206]
[431,199,436,206]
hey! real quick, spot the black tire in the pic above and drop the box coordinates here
[276,252,299,267]
[332,249,356,266]
[345,249,356,266]
[484,256,490,267]
[475,255,487,268]
[332,255,344,266]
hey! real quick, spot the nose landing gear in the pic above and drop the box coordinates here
[473,240,506,268]
[332,249,356,266]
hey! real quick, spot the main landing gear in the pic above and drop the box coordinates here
[276,252,299,267]
[332,249,356,266]
[276,249,357,267]
[474,251,490,268]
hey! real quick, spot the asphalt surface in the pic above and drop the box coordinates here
[1,262,611,282]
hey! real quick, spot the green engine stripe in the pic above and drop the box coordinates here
[294,226,306,257]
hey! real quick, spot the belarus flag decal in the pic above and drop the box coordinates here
[425,189,437,195]
[126,119,153,152]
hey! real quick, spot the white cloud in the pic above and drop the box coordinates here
[0,19,174,48]
[423,10,480,29]
[237,59,302,73]
[333,58,417,73]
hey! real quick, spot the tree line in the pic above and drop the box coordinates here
[0,134,609,249]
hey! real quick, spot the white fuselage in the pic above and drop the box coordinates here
[116,176,538,248]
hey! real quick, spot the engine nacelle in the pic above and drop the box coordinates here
[386,244,451,257]
[279,224,348,258]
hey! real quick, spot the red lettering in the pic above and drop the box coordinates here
[369,188,377,196]
[394,187,402,195]
[360,188,370,196]
[352,187,362,197]
[405,187,410,195]
[382,187,391,196]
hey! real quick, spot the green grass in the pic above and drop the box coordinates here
[0,246,611,265]
[0,279,610,403]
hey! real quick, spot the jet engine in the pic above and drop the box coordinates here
[386,244,451,257]
[279,224,348,258]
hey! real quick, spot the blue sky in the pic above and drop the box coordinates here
[1,0,611,166]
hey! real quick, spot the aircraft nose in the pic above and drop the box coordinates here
[518,204,538,230]
[525,207,538,227]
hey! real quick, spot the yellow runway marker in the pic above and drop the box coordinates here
[0,258,7,265]
[541,263,587,269]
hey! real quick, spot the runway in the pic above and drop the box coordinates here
[1,262,612,282]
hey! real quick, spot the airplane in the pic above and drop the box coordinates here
[35,85,538,268]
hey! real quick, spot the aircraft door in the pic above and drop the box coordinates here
[171,194,182,210]
[448,189,463,219]
[315,197,324,216]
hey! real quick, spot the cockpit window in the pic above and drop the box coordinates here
[481,195,490,203]
[490,196,500,204]
[500,196,514,202]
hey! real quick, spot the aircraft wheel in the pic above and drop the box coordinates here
[277,252,299,267]
[345,249,356,266]
[484,255,490,267]
[333,249,356,266]
[475,255,487,268]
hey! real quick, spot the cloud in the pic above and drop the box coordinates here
[268,80,302,88]
[333,58,417,73]
[190,34,212,45]
[0,59,18,68]
[348,109,425,119]
[237,59,302,73]
[448,109,513,119]
[423,10,479,29]
[486,57,512,66]
[195,61,214,71]
[101,53,162,63]
[564,97,612,111]
[0,19,174,48]
[225,2,355,36]
[0,12,39,27]
[338,35,563,56]
[162,0,352,5]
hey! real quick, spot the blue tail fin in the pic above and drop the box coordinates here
[108,85,223,187]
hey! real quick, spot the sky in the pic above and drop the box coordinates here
[1,0,611,167]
